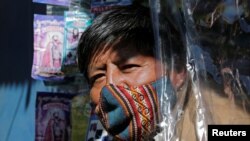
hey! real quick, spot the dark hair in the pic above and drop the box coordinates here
[77,5,155,80]
[77,4,186,81]
[158,13,186,73]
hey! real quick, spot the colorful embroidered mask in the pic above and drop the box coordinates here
[95,77,176,141]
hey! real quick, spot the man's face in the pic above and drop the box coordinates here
[87,45,160,108]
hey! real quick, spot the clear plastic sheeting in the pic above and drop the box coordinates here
[46,5,68,15]
[69,0,91,12]
[149,0,250,141]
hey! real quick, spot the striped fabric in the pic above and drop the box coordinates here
[97,83,160,141]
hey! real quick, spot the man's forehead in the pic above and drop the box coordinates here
[89,50,111,68]
[88,46,140,69]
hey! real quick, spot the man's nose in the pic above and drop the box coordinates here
[106,63,126,86]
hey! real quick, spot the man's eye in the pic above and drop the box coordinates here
[89,74,105,86]
[121,64,140,72]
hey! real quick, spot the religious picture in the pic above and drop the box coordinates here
[35,92,75,141]
[61,11,92,75]
[32,14,64,81]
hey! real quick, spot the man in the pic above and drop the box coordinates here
[77,4,188,140]
[77,4,250,141]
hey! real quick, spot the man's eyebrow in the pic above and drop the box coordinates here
[95,64,107,70]
[114,54,140,66]
[89,64,107,75]
[113,53,132,65]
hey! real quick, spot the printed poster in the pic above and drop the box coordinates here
[32,14,64,81]
[61,11,92,75]
[35,92,75,141]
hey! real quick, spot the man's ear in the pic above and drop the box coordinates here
[154,59,187,90]
[170,68,187,90]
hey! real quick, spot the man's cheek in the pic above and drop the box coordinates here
[137,70,157,84]
[90,88,101,105]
